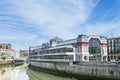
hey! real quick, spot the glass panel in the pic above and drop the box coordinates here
[66,48,73,52]
[89,38,101,61]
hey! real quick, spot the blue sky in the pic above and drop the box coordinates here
[0,0,120,50]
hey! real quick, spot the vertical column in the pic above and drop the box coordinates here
[101,43,107,61]
[76,42,89,61]
[73,46,77,61]
[75,42,82,61]
[116,55,118,60]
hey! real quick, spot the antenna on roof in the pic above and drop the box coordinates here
[111,32,114,38]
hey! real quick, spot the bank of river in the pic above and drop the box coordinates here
[0,64,119,80]
[0,64,77,80]
[27,68,76,80]
[29,65,120,80]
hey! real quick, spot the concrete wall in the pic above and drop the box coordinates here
[30,61,120,78]
[31,62,120,78]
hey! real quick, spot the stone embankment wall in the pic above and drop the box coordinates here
[30,61,120,78]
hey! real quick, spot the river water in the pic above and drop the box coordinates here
[0,64,76,80]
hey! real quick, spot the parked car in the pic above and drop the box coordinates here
[116,60,120,65]
[110,59,116,65]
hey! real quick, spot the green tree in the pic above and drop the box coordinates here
[11,56,14,59]
[0,52,6,61]
[23,53,28,57]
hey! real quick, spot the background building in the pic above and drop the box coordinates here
[0,43,21,61]
[20,50,29,60]
[107,37,120,61]
[11,49,20,59]
[0,43,12,59]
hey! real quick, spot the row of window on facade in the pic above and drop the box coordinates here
[108,50,120,54]
[77,46,88,53]
[107,39,120,54]
[29,55,73,60]
[108,39,120,43]
[30,47,74,55]
[108,55,120,61]
[77,46,106,54]
[31,47,107,55]
[89,55,106,61]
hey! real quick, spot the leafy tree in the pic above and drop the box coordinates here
[0,52,6,61]
[23,53,28,57]
[2,56,6,61]
[11,56,14,59]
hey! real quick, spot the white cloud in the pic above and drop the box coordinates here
[1,0,120,49]
[5,0,99,39]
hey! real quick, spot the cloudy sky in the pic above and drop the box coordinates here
[0,0,120,50]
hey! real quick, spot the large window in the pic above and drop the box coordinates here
[89,38,101,61]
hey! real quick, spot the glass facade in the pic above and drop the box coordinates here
[29,47,74,60]
[89,38,101,61]
[41,47,73,54]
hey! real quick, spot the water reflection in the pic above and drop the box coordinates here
[0,64,75,80]
[0,65,29,80]
[27,69,74,80]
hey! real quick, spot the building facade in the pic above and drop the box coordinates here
[29,35,107,62]
[0,44,12,59]
[20,50,29,59]
[107,37,120,61]
[75,35,107,61]
[11,49,20,59]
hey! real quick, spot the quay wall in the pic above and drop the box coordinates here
[30,61,120,79]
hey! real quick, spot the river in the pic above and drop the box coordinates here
[0,64,76,80]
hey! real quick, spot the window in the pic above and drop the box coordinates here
[66,48,73,52]
[89,38,101,61]
[77,46,81,53]
[84,46,87,52]
[84,56,87,60]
